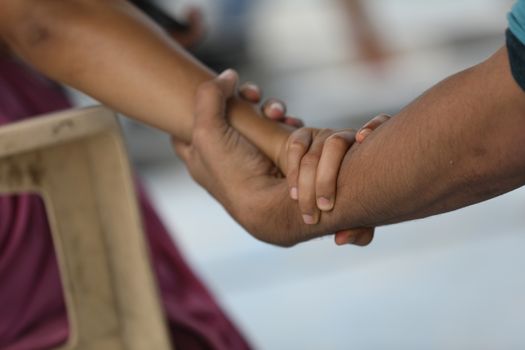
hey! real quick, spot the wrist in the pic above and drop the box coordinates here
[227,179,297,246]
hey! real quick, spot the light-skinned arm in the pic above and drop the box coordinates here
[0,0,289,165]
[0,0,376,243]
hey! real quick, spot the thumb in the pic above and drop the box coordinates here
[193,69,239,138]
[356,114,391,143]
[171,136,192,163]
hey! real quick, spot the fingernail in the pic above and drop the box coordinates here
[270,102,284,113]
[302,214,315,225]
[288,117,304,127]
[218,69,236,80]
[245,83,260,94]
[268,102,284,114]
[357,128,372,142]
[290,187,298,200]
[317,197,333,211]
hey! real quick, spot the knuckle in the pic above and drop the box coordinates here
[289,139,307,154]
[293,127,314,136]
[287,169,299,182]
[326,134,351,149]
[300,153,320,168]
[315,128,333,139]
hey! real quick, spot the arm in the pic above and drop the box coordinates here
[1,0,377,245]
[282,46,525,243]
[318,47,525,229]
[0,0,290,166]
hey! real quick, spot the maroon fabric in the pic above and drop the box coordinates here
[0,56,251,350]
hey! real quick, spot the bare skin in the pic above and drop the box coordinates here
[0,0,373,243]
[0,0,289,166]
[174,46,525,247]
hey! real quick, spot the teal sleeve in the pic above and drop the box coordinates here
[507,1,525,92]
[508,0,525,45]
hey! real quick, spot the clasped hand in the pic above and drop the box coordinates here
[172,70,390,247]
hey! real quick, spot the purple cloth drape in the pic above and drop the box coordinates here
[0,56,251,350]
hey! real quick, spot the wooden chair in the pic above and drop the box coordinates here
[0,107,172,350]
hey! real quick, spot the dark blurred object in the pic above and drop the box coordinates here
[0,42,8,56]
[192,0,252,72]
[130,0,190,32]
[130,0,205,49]
[131,0,250,71]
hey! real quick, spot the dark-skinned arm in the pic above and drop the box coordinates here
[285,47,525,243]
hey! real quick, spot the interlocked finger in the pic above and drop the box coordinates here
[315,129,356,211]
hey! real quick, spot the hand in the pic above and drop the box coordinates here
[238,82,304,128]
[238,81,392,246]
[172,70,299,246]
[173,70,390,246]
[282,114,391,246]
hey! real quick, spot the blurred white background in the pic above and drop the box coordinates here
[74,0,525,348]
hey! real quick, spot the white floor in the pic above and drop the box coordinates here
[140,161,525,350]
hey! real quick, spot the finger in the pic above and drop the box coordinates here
[284,116,304,128]
[356,114,391,143]
[193,69,238,140]
[171,137,201,182]
[171,137,193,163]
[239,82,261,103]
[334,229,364,245]
[353,230,375,246]
[286,129,313,200]
[298,130,331,224]
[334,227,375,246]
[172,139,209,190]
[360,113,391,132]
[261,98,287,121]
[334,230,351,246]
[315,130,355,211]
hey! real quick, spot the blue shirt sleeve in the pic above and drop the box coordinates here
[508,1,525,92]
[508,0,525,45]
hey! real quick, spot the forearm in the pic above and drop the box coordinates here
[0,0,289,165]
[250,46,525,246]
[318,47,525,235]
